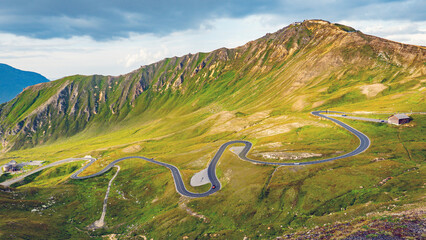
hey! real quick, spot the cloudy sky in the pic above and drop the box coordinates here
[0,0,425,80]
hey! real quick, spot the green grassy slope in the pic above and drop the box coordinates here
[1,20,424,151]
[1,114,424,239]
[0,20,425,239]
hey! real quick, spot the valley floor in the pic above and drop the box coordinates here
[0,111,424,239]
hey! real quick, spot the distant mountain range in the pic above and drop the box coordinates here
[0,63,48,104]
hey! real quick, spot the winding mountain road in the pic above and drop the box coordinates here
[1,111,370,198]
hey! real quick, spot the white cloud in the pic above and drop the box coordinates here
[120,46,170,68]
[339,20,426,45]
[0,14,291,79]
[0,15,424,80]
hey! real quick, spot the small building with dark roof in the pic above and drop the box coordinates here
[2,160,20,172]
[388,114,411,125]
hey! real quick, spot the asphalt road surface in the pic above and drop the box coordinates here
[1,111,370,198]
[324,114,387,123]
[0,158,94,187]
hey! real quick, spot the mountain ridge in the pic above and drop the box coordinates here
[0,19,425,152]
[0,63,49,104]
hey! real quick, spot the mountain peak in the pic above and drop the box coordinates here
[259,19,356,44]
[303,19,330,24]
[298,19,355,31]
[0,63,49,104]
[292,19,332,27]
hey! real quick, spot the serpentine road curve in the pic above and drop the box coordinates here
[1,111,370,198]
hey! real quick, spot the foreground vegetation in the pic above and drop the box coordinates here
[0,112,424,239]
[0,20,425,239]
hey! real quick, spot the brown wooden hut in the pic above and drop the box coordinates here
[388,114,411,125]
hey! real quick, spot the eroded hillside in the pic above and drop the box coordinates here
[1,19,425,152]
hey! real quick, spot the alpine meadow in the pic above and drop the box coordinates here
[0,20,425,239]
